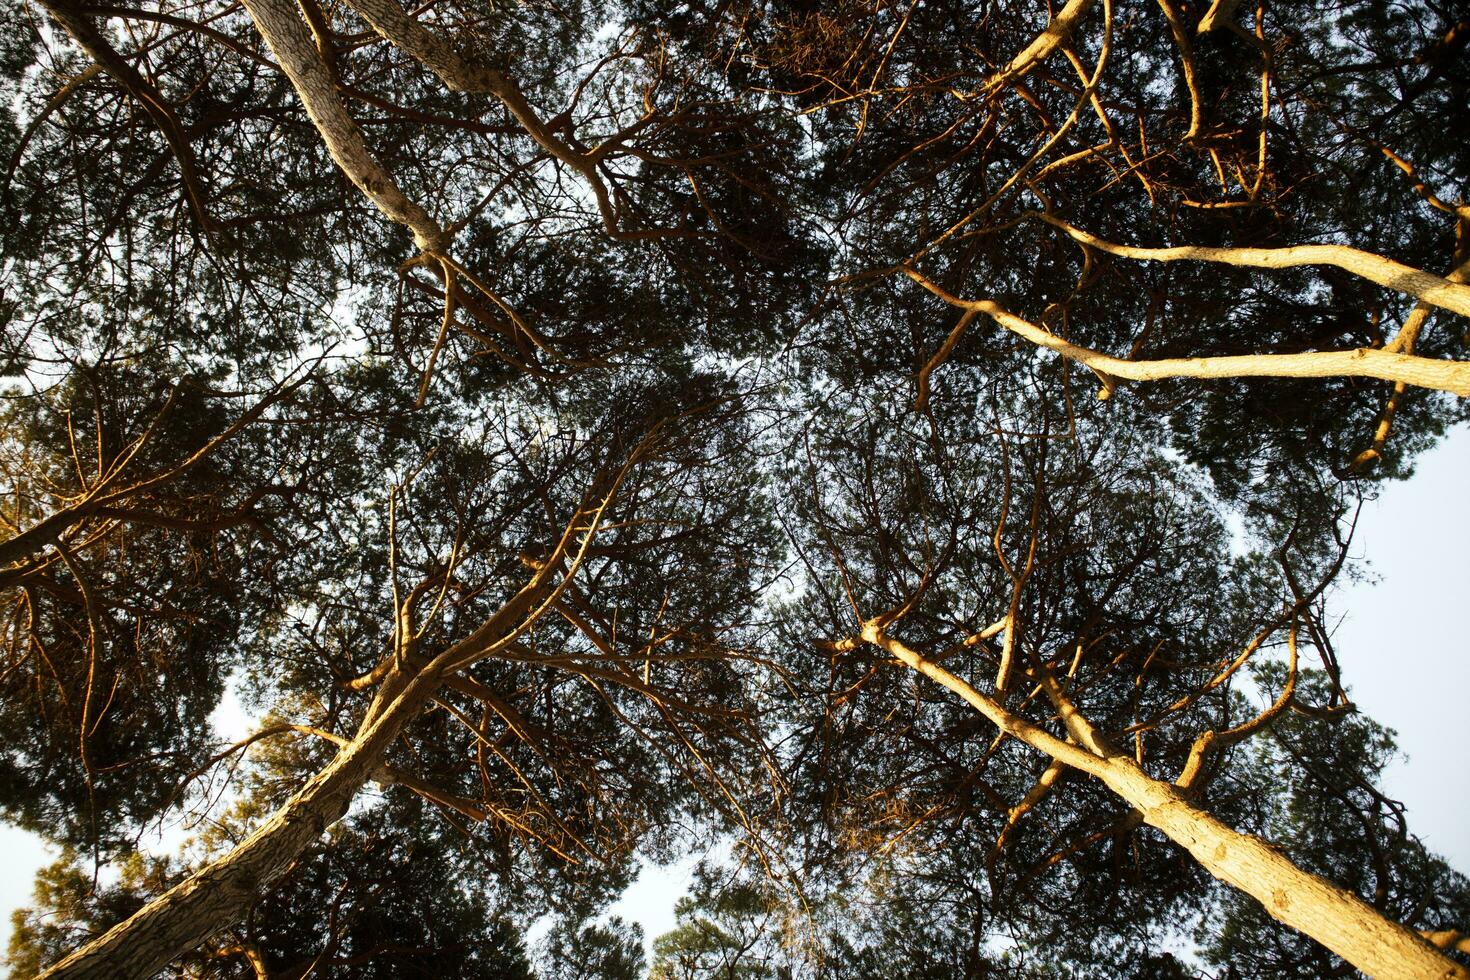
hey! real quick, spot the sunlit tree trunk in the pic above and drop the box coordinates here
[35,500,597,979]
[859,622,1470,980]
[35,667,430,980]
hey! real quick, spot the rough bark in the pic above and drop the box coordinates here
[34,666,435,980]
[1114,771,1469,980]
[860,623,1470,980]
[238,0,449,253]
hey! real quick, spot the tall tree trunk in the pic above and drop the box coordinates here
[35,481,611,978]
[860,622,1470,980]
[34,666,434,980]
[1097,761,1468,980]
[238,0,449,254]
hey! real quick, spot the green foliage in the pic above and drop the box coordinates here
[2,0,1467,976]
[539,917,645,980]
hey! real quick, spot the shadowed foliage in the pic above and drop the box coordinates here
[2,0,1468,976]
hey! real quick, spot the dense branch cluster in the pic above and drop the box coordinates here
[1,0,1467,977]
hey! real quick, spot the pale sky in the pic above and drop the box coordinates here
[2,427,1466,962]
[1327,423,1470,873]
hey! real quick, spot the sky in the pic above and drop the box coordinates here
[1,426,1467,962]
[1324,424,1470,871]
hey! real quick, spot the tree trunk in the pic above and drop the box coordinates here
[36,520,578,978]
[34,667,434,980]
[861,623,1470,980]
[238,0,449,254]
[1098,756,1469,980]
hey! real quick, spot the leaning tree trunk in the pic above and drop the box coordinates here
[861,623,1470,980]
[34,666,434,980]
[37,571,552,979]
[1093,750,1469,980]
[35,479,601,979]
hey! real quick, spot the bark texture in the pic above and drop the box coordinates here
[34,667,434,980]
[861,623,1470,980]
[239,0,449,253]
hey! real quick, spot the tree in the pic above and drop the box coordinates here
[773,376,1465,977]
[0,360,337,858]
[1197,672,1470,977]
[9,799,543,979]
[3,0,1469,976]
[537,917,646,980]
[24,383,785,979]
[648,674,1470,978]
[7,0,803,971]
[650,867,794,980]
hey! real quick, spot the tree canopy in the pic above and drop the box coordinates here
[2,0,1468,976]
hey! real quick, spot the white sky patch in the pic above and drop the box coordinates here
[605,851,706,960]
[208,672,258,744]
[1330,424,1470,873]
[0,824,54,954]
